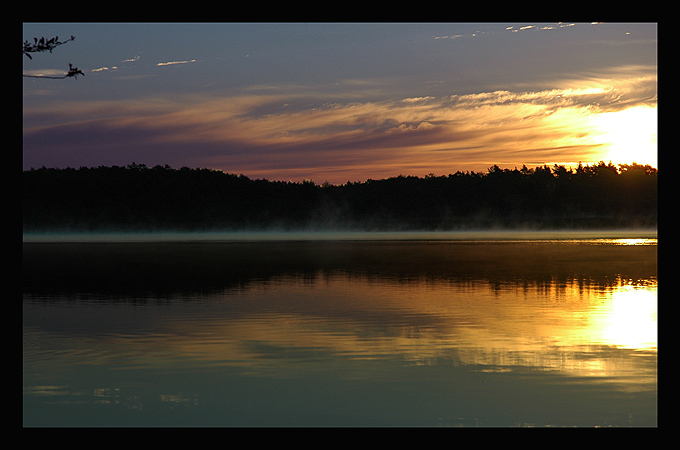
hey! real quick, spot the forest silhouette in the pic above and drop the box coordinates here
[23,162,657,232]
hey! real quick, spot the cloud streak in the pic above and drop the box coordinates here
[435,22,578,40]
[156,59,197,66]
[23,64,656,183]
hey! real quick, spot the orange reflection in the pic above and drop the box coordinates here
[610,238,657,246]
[593,283,657,351]
[24,269,656,390]
[48,273,653,381]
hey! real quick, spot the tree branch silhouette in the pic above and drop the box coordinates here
[23,35,84,79]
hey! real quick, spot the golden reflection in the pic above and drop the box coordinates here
[594,283,657,350]
[609,238,657,246]
[38,273,655,385]
[23,240,659,426]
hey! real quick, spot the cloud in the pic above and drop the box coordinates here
[156,59,197,66]
[91,66,118,72]
[23,65,657,183]
[22,68,69,77]
[402,96,436,103]
[436,22,578,39]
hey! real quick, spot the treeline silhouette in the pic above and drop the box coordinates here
[23,162,657,231]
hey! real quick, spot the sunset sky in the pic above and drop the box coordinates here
[22,22,657,184]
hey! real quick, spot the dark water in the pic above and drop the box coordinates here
[23,231,657,427]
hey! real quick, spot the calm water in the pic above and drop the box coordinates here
[23,231,657,427]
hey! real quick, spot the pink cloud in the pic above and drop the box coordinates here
[23,65,656,183]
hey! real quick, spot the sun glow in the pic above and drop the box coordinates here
[597,284,658,351]
[592,105,657,167]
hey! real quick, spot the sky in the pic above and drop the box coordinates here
[22,22,657,184]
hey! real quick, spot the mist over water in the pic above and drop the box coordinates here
[22,228,658,243]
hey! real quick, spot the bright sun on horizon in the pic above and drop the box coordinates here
[591,105,658,168]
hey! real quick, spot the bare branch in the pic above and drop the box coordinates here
[23,35,75,59]
[23,63,84,79]
[23,35,83,79]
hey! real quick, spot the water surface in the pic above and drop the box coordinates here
[23,231,657,426]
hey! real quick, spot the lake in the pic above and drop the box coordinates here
[23,231,657,427]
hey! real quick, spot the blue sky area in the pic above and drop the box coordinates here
[23,22,657,183]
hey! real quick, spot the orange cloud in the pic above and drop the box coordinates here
[23,65,656,183]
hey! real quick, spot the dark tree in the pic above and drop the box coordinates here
[22,162,657,232]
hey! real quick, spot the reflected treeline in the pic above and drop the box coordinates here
[23,241,657,300]
[23,162,657,231]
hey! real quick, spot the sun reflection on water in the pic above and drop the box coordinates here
[608,238,657,246]
[23,239,658,426]
[593,282,657,351]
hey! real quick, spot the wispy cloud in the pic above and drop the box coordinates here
[83,55,197,76]
[91,66,118,72]
[434,35,463,40]
[22,64,657,183]
[22,68,69,78]
[436,22,579,40]
[156,59,197,66]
